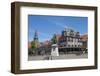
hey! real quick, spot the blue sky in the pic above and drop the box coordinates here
[28,15,88,42]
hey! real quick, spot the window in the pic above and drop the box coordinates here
[72,38,73,42]
[68,45,70,47]
[64,45,66,47]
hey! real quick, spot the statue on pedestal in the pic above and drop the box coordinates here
[51,44,59,56]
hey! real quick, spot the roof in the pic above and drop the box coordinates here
[80,34,88,41]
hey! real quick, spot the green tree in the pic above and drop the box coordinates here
[31,41,36,53]
[52,34,57,44]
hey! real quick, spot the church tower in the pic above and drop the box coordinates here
[33,30,39,48]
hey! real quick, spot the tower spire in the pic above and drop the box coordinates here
[34,30,38,40]
[33,30,39,48]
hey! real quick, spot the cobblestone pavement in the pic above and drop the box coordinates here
[28,53,88,61]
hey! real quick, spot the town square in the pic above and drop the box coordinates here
[28,15,88,60]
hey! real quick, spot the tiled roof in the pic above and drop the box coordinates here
[80,34,88,41]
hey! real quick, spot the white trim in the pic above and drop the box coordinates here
[20,6,95,70]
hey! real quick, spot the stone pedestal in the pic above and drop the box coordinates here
[51,44,59,56]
